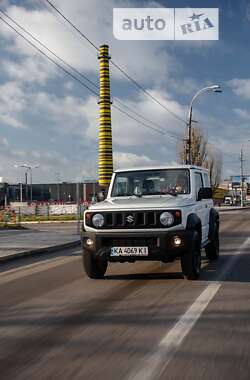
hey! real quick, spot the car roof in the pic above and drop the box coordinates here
[114,165,209,173]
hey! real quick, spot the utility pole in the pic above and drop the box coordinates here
[30,168,33,203]
[187,107,193,164]
[21,164,39,203]
[25,170,28,201]
[14,165,23,202]
[55,172,60,201]
[76,182,80,235]
[240,145,245,207]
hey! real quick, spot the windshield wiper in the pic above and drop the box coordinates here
[132,193,142,198]
[144,191,178,197]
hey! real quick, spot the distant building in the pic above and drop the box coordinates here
[7,181,100,204]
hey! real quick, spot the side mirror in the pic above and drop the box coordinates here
[97,190,106,202]
[198,187,213,201]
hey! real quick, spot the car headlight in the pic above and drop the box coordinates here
[92,213,105,228]
[159,211,174,226]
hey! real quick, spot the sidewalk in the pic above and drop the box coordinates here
[0,223,81,262]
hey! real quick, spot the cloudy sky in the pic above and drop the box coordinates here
[0,0,250,184]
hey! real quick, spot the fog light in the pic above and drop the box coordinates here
[173,236,182,247]
[86,238,94,247]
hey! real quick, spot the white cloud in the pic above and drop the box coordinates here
[2,56,57,85]
[32,91,99,139]
[0,114,26,129]
[1,1,177,87]
[0,137,9,148]
[113,152,158,170]
[234,108,250,120]
[0,81,27,129]
[227,78,250,99]
[246,3,250,21]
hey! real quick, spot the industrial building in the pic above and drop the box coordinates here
[3,181,100,204]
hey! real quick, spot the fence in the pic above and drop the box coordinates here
[0,202,91,226]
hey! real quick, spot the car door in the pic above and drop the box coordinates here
[194,172,208,243]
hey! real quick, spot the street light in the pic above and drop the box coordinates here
[240,140,250,207]
[14,164,23,202]
[186,85,222,165]
[20,164,39,203]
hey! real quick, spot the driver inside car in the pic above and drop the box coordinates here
[142,179,155,194]
[175,174,189,194]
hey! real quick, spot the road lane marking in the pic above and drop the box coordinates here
[218,236,250,281]
[129,235,250,380]
[129,283,221,380]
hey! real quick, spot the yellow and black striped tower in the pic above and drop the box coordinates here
[98,44,113,188]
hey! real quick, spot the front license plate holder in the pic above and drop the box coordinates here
[110,246,148,257]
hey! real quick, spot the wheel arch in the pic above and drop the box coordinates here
[186,213,202,244]
[208,208,219,240]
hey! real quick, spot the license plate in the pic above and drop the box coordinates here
[110,246,148,257]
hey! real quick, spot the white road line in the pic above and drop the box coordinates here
[129,283,220,380]
[128,235,250,380]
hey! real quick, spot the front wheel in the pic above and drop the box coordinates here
[181,231,201,280]
[83,250,108,279]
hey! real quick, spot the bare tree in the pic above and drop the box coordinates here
[178,127,208,166]
[204,146,223,191]
[178,126,223,190]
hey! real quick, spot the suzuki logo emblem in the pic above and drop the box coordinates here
[126,215,134,223]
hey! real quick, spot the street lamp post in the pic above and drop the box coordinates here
[21,164,39,203]
[186,85,222,165]
[14,164,23,202]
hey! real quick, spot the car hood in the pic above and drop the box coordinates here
[88,196,195,211]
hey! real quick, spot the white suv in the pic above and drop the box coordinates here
[82,165,219,280]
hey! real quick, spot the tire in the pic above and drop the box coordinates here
[181,231,201,280]
[205,224,219,261]
[83,250,108,279]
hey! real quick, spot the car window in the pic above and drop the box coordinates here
[195,172,203,200]
[111,169,190,197]
[203,172,210,187]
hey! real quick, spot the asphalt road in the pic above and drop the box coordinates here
[1,210,250,380]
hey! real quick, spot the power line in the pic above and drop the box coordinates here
[0,11,180,140]
[43,0,187,126]
[0,13,179,139]
[113,98,181,139]
[0,15,100,97]
[44,0,99,51]
[0,10,99,91]
[110,60,187,125]
[112,104,180,140]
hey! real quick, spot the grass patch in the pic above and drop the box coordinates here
[0,223,26,230]
[19,214,78,222]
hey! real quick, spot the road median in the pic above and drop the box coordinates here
[0,240,81,263]
[0,226,81,263]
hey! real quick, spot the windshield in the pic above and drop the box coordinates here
[111,169,190,197]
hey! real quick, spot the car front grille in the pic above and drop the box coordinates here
[86,210,181,229]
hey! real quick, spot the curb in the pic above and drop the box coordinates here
[216,206,250,212]
[0,240,81,263]
[20,220,79,224]
[4,220,79,225]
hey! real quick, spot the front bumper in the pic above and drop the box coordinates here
[82,229,194,262]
